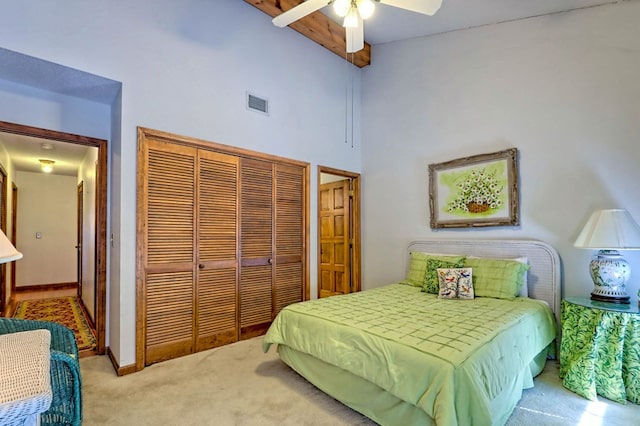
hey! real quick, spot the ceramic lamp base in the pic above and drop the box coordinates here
[590,292,630,304]
[589,249,631,304]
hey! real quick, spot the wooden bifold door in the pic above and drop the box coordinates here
[137,129,308,367]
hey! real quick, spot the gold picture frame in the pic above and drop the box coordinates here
[429,148,519,229]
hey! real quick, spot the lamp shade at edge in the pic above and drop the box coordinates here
[574,209,640,249]
[0,229,22,263]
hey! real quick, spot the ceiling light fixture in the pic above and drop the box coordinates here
[334,0,375,26]
[356,0,375,20]
[272,0,443,54]
[39,159,55,173]
[343,6,360,28]
[333,0,351,16]
[333,0,376,20]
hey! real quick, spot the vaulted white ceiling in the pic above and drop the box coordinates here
[347,0,617,45]
[247,0,618,67]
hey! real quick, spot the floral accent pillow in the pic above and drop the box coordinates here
[423,258,466,294]
[437,268,474,300]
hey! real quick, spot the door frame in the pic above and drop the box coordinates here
[0,120,108,354]
[77,181,84,298]
[0,165,6,314]
[317,166,361,297]
[10,182,17,295]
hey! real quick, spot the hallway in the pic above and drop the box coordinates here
[8,286,97,357]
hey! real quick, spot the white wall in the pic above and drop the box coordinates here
[15,171,77,286]
[0,0,362,366]
[362,2,640,299]
[0,79,112,140]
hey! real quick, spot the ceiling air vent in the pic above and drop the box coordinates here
[247,92,269,115]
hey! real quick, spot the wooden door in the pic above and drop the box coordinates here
[77,182,84,297]
[239,160,305,338]
[273,164,305,315]
[319,179,351,298]
[239,158,273,339]
[142,139,197,365]
[196,150,239,351]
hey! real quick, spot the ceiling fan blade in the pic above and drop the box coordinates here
[379,0,443,16]
[272,0,330,28]
[346,17,364,53]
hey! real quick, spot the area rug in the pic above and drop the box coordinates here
[13,296,97,351]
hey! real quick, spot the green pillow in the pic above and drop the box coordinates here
[463,257,530,300]
[423,258,466,294]
[405,252,466,287]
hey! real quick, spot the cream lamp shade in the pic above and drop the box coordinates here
[0,229,22,263]
[574,209,640,303]
[574,209,640,249]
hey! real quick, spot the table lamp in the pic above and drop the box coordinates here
[574,209,640,304]
[0,229,21,263]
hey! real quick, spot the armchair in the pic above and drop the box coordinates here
[0,318,82,426]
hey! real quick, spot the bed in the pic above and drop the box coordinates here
[263,239,561,426]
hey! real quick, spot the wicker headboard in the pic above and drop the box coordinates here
[406,239,562,326]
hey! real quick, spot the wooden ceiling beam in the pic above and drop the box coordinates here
[244,0,371,68]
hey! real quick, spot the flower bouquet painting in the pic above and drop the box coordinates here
[429,148,519,228]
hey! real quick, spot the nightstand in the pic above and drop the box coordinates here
[559,297,640,404]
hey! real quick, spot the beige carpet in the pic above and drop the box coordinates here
[80,337,640,425]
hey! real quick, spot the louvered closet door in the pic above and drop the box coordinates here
[143,139,196,365]
[196,150,239,351]
[239,158,273,339]
[274,164,304,315]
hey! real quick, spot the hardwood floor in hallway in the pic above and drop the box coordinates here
[14,286,77,302]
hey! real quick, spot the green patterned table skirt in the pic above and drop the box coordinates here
[559,299,640,404]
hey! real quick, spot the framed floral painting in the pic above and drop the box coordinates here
[429,148,519,228]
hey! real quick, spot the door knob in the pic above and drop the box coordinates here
[198,264,205,269]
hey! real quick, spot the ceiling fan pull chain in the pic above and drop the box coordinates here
[344,48,349,145]
[351,52,354,148]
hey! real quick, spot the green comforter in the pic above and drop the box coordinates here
[263,284,557,425]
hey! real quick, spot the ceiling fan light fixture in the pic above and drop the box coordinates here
[270,0,444,54]
[333,0,351,17]
[343,6,360,28]
[356,0,375,19]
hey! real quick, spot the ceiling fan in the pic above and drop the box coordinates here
[273,0,443,53]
